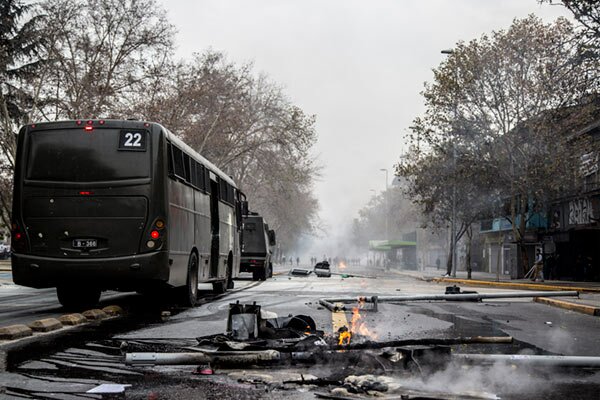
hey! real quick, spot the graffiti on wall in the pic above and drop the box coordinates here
[568,198,595,226]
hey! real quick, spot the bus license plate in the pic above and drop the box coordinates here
[72,239,97,248]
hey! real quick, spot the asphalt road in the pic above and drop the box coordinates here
[1,265,600,399]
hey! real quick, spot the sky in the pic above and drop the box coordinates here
[158,0,572,237]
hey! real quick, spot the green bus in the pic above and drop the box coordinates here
[11,119,245,308]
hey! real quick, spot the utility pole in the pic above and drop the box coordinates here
[380,168,389,241]
[442,48,458,278]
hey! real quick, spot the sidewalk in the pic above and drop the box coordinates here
[391,265,600,316]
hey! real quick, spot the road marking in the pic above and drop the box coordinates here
[331,307,348,334]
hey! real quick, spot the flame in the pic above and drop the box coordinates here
[338,261,347,271]
[337,299,378,346]
[338,330,352,345]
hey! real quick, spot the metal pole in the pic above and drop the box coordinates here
[451,145,457,277]
[320,291,579,307]
[126,350,281,366]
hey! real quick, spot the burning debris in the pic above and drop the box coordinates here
[122,297,600,399]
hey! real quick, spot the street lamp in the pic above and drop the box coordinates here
[441,48,457,278]
[380,168,389,241]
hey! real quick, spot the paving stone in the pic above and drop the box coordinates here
[58,313,87,326]
[82,309,108,320]
[28,318,63,332]
[0,324,33,340]
[101,305,124,317]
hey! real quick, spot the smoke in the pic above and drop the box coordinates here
[392,359,547,398]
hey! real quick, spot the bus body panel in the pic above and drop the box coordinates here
[194,190,211,281]
[11,120,241,295]
[12,251,169,289]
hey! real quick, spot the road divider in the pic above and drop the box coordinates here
[0,324,32,340]
[0,305,123,347]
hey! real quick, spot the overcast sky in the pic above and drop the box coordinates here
[159,0,571,235]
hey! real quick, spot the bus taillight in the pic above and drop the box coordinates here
[84,125,93,132]
[150,230,160,239]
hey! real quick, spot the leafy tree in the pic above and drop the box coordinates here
[399,16,595,275]
[0,0,46,228]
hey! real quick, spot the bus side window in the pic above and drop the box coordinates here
[219,179,227,202]
[183,153,191,183]
[205,168,211,194]
[167,142,174,176]
[196,163,205,191]
[190,159,198,188]
[172,146,185,179]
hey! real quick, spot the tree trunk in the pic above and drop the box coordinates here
[446,241,453,276]
[466,226,473,279]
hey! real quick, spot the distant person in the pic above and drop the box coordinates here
[436,257,441,270]
[289,257,293,266]
[282,255,286,265]
[296,257,300,266]
[531,249,544,282]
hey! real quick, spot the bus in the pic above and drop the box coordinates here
[11,119,246,308]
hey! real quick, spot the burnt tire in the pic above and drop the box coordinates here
[57,286,101,310]
[179,253,199,307]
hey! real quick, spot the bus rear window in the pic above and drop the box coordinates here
[26,129,151,182]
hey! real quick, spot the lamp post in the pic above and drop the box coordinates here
[380,168,389,241]
[441,48,457,278]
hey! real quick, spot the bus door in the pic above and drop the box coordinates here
[209,176,220,278]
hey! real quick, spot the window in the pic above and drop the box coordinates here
[196,163,205,191]
[167,143,174,176]
[183,153,191,182]
[172,146,185,178]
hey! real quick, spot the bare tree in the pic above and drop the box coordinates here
[36,0,174,120]
[137,51,320,251]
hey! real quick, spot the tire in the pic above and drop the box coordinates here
[57,286,101,310]
[253,267,266,281]
[179,253,199,307]
[212,280,226,294]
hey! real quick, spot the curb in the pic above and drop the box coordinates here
[432,277,600,293]
[0,305,124,345]
[534,297,600,316]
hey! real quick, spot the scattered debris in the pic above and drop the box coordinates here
[290,268,312,276]
[86,383,132,394]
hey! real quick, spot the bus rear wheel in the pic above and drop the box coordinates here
[57,286,101,310]
[179,253,199,307]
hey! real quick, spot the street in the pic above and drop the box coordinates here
[0,264,599,399]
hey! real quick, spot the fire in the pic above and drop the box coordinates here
[349,304,377,339]
[338,329,351,345]
[337,299,378,346]
[338,261,347,271]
